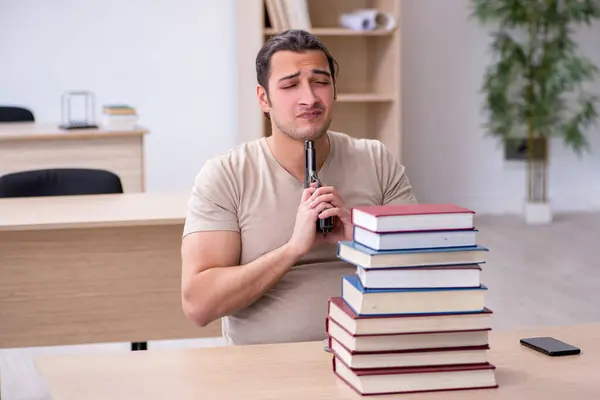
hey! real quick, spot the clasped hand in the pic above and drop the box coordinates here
[287,182,353,257]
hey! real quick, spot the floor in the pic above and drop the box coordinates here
[476,212,600,330]
[2,212,600,399]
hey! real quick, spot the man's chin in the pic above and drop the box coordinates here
[292,131,326,141]
[293,130,327,141]
[293,122,331,140]
[274,116,331,141]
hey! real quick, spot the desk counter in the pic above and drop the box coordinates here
[0,122,148,192]
[0,192,220,349]
[0,192,187,231]
[34,323,600,400]
[0,122,148,141]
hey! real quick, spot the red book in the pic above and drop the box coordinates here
[328,333,491,370]
[327,297,493,336]
[351,204,475,233]
[332,356,498,395]
[325,316,490,353]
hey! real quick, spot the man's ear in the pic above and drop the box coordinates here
[256,84,270,114]
[333,79,337,100]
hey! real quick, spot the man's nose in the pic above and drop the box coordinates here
[299,82,318,106]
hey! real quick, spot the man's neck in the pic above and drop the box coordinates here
[266,130,330,183]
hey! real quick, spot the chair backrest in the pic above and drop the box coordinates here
[0,168,123,198]
[0,106,35,122]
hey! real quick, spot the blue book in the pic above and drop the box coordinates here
[341,275,487,317]
[337,241,489,270]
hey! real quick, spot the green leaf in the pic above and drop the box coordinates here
[470,0,600,157]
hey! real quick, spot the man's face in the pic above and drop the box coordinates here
[258,50,335,141]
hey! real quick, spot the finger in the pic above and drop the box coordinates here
[318,207,339,219]
[309,185,337,200]
[311,201,331,216]
[309,193,343,208]
[301,186,317,202]
[319,207,350,220]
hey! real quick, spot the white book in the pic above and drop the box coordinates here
[357,264,481,289]
[283,0,311,30]
[342,275,487,316]
[353,226,477,251]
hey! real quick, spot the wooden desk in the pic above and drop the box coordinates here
[0,193,221,349]
[0,122,148,192]
[35,323,600,400]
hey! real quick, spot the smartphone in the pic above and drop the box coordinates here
[520,336,581,356]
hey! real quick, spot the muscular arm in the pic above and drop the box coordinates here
[181,231,302,327]
[376,142,418,205]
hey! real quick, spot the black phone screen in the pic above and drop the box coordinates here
[520,336,581,356]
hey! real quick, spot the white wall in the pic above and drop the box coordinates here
[2,0,600,214]
[401,0,600,214]
[0,0,238,193]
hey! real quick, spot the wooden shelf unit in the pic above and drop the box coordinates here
[263,27,394,36]
[236,0,402,160]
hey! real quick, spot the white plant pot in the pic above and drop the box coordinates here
[524,201,553,225]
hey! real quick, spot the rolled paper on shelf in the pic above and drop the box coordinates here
[339,9,396,32]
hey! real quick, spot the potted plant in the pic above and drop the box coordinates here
[470,0,600,224]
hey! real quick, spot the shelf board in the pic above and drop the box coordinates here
[263,28,395,36]
[336,93,395,103]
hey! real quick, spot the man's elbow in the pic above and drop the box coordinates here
[181,287,217,328]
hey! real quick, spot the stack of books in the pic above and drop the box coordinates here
[101,104,139,130]
[327,203,498,396]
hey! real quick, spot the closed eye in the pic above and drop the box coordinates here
[281,81,328,89]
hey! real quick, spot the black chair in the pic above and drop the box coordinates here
[0,106,35,122]
[0,168,148,351]
[0,168,123,198]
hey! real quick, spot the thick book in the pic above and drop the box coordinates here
[342,275,487,316]
[327,297,493,336]
[326,317,490,353]
[329,336,490,370]
[356,264,481,289]
[353,226,478,251]
[351,203,475,233]
[333,357,498,396]
[337,241,489,270]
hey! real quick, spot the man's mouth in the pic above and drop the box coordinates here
[298,110,323,119]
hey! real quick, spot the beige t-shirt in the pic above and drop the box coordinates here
[183,130,417,345]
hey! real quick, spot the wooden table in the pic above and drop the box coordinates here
[0,122,148,192]
[0,193,221,349]
[34,323,600,399]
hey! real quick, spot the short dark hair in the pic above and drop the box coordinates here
[256,29,339,119]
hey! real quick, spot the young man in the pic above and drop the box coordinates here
[181,30,417,345]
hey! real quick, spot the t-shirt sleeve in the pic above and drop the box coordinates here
[182,158,240,237]
[376,142,418,205]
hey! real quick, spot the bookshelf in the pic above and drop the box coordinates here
[236,0,402,160]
